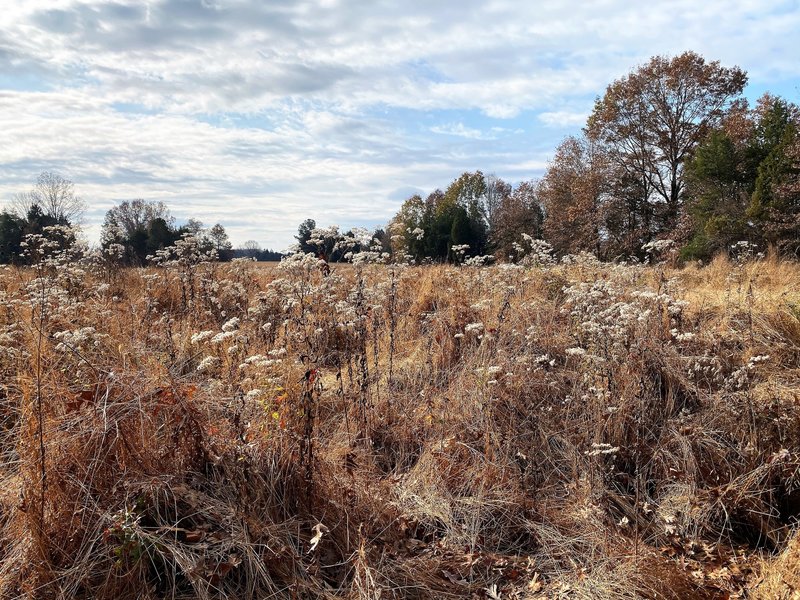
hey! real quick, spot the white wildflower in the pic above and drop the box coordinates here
[191,330,215,344]
[196,356,220,373]
[565,347,586,356]
[222,317,240,332]
[465,322,484,333]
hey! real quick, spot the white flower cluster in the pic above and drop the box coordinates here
[642,239,676,255]
[53,327,106,352]
[0,322,27,360]
[730,240,763,262]
[148,233,218,267]
[559,252,602,267]
[513,234,555,267]
[464,322,484,334]
[196,355,220,373]
[687,354,723,384]
[238,349,286,370]
[726,354,771,390]
[191,330,215,344]
[222,317,240,332]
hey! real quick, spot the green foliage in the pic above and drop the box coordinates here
[101,201,235,265]
[682,95,800,260]
[0,211,24,264]
[207,223,234,261]
[684,131,751,260]
[389,172,501,262]
[747,99,797,222]
[295,218,317,254]
[0,203,75,264]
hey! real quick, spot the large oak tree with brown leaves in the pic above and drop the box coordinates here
[586,51,747,237]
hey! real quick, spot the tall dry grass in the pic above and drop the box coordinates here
[0,245,799,599]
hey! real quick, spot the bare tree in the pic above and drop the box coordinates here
[207,223,233,261]
[12,171,86,223]
[184,218,205,235]
[239,240,262,258]
[103,199,172,238]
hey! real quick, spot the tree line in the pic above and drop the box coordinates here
[102,200,285,264]
[0,181,284,265]
[4,51,798,266]
[359,51,797,264]
[293,173,543,264]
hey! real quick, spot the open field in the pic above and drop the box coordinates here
[1,251,800,599]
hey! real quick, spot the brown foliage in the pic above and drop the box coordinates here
[540,135,610,256]
[0,255,799,598]
[587,51,747,232]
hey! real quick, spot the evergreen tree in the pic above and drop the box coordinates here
[295,219,317,254]
[0,211,24,264]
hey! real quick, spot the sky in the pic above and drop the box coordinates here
[1,0,799,251]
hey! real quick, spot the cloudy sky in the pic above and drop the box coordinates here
[1,0,799,250]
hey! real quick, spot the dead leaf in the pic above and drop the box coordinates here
[441,569,466,585]
[308,523,328,553]
[184,530,205,543]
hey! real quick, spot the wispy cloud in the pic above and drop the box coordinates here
[430,123,494,140]
[538,111,590,128]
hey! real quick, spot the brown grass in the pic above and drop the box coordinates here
[0,253,799,599]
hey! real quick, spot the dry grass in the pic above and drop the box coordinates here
[1,249,799,599]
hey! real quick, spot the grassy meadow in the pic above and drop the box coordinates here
[1,247,800,599]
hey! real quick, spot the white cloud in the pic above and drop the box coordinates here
[538,111,590,128]
[430,123,493,140]
[0,0,798,248]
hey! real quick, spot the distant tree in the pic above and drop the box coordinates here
[19,204,77,258]
[747,97,799,223]
[13,171,86,224]
[295,219,317,254]
[389,172,510,262]
[259,249,284,261]
[308,225,345,261]
[490,180,544,259]
[768,132,800,255]
[414,191,438,259]
[146,218,179,257]
[371,228,392,255]
[388,194,426,260]
[207,223,233,261]
[682,94,800,259]
[232,243,284,261]
[102,200,179,265]
[444,171,488,254]
[484,174,512,230]
[0,211,25,264]
[748,98,800,254]
[683,130,752,259]
[239,240,262,259]
[587,51,748,233]
[103,199,172,239]
[540,135,609,257]
[184,218,205,235]
[449,206,473,260]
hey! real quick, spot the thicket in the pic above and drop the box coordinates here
[1,237,799,598]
